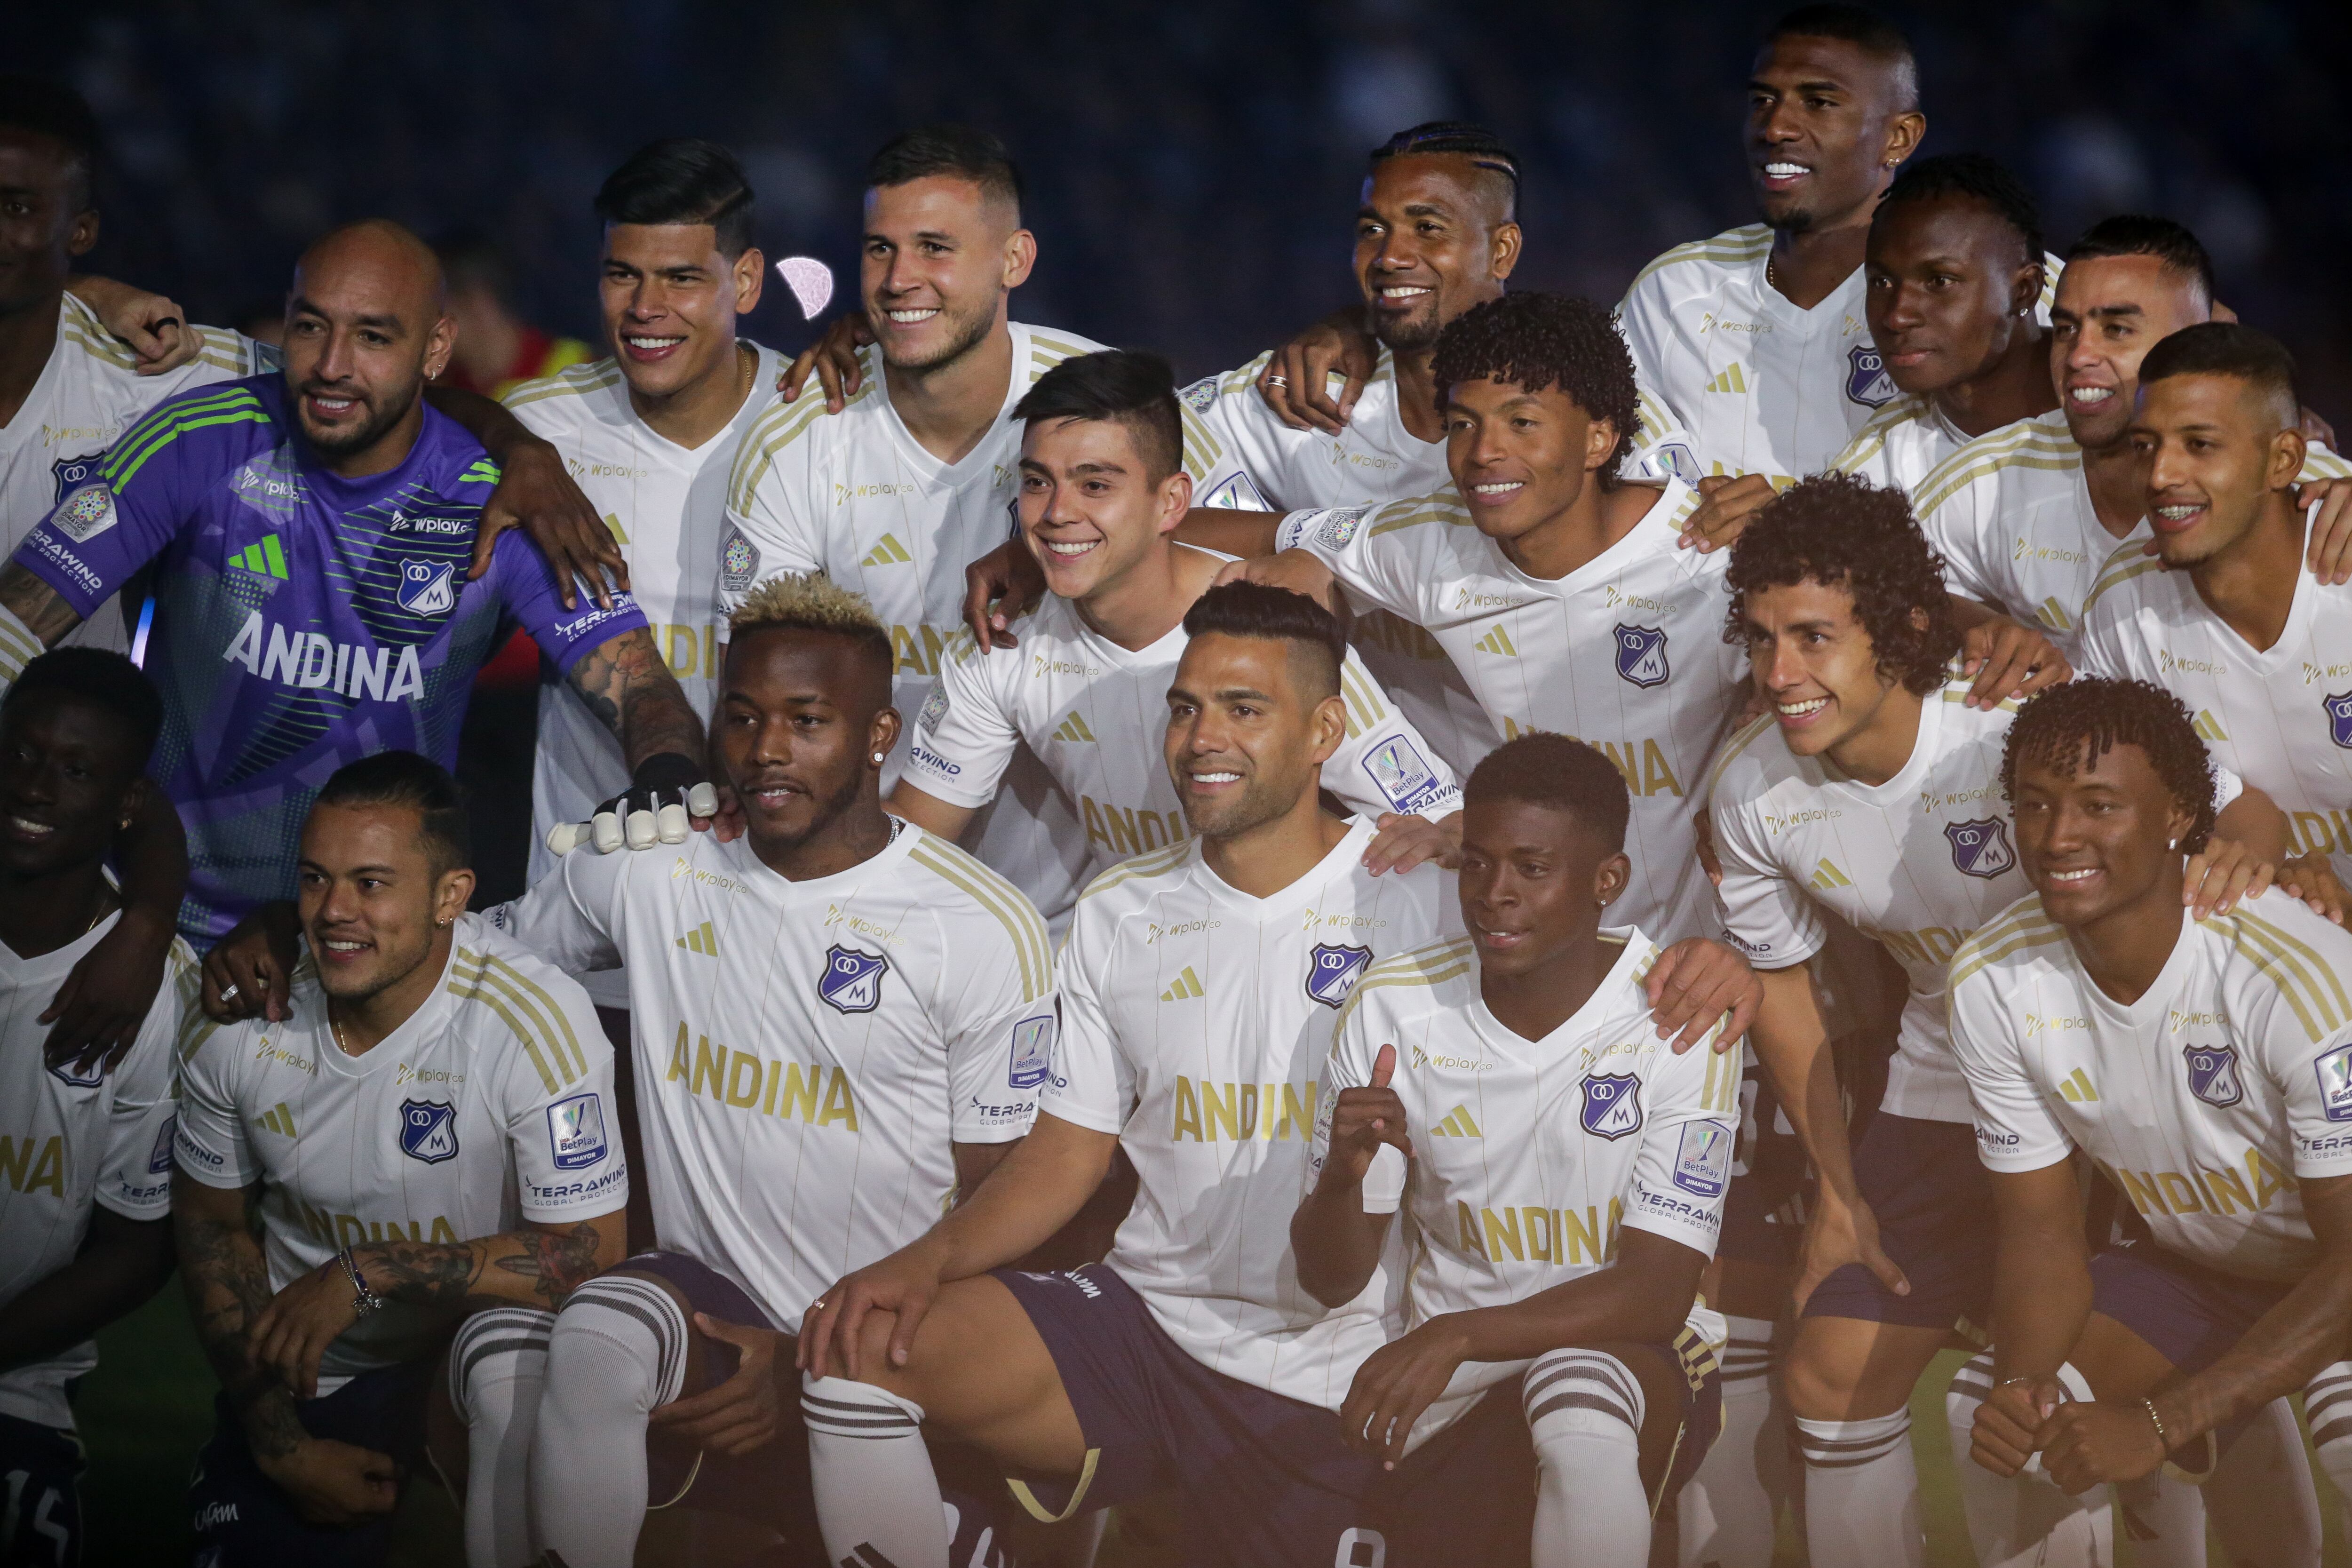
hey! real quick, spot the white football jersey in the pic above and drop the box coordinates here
[496,821,1051,1333]
[1276,478,1740,943]
[1313,929,1736,1379]
[172,917,625,1393]
[1949,890,2352,1283]
[901,547,1463,912]
[718,323,1104,913]
[1911,412,2351,651]
[0,918,190,1429]
[1042,819,1459,1409]
[2077,545,2352,883]
[0,294,271,651]
[504,345,785,1007]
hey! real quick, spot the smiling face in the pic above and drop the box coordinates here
[1019,414,1189,602]
[2132,371,2303,569]
[1164,632,1344,842]
[1355,153,1519,356]
[297,802,470,1005]
[2049,254,2210,452]
[1865,193,2040,396]
[860,175,1030,374]
[0,127,96,316]
[718,627,897,864]
[1741,576,1912,758]
[600,221,763,402]
[1746,33,1919,232]
[2012,739,2191,927]
[281,223,453,469]
[1444,377,1614,546]
[1457,796,1626,983]
[0,690,143,883]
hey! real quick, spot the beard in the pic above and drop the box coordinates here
[1179,768,1308,844]
[295,380,416,458]
[1374,300,1445,355]
[878,296,998,374]
[747,764,870,858]
[1762,205,1815,235]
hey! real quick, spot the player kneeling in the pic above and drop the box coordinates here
[1295,732,1736,1568]
[1954,677,2352,1531]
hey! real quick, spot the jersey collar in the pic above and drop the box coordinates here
[1467,925,1650,1050]
[1192,816,1379,918]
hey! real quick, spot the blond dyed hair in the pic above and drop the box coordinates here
[729,572,886,640]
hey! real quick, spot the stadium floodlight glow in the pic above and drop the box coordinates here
[775,257,834,319]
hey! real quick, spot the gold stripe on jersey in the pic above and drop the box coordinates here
[1831,395,1931,474]
[1663,484,1704,533]
[1937,676,2019,715]
[1025,332,1097,382]
[501,358,625,410]
[1367,490,1467,539]
[1337,658,1386,738]
[726,368,877,514]
[1333,936,1478,1030]
[2305,445,2352,481]
[2080,537,2169,624]
[1636,389,1675,441]
[192,327,253,374]
[1702,711,1777,805]
[59,319,140,373]
[1627,224,1773,290]
[2218,910,2352,1043]
[1945,899,2065,992]
[451,950,590,1094]
[1912,419,2080,520]
[1216,352,1272,398]
[1076,840,1193,904]
[907,836,1053,1003]
[0,604,40,685]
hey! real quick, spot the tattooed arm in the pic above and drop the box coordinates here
[563,626,706,773]
[0,562,82,658]
[246,1210,626,1401]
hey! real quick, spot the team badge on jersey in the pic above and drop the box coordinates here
[49,481,119,543]
[52,452,105,504]
[398,1099,460,1163]
[149,1115,178,1175]
[546,1092,609,1170]
[1845,344,1898,408]
[1672,1121,1733,1197]
[396,558,456,616]
[720,525,760,593]
[1199,471,1269,512]
[1644,442,1702,485]
[1613,624,1670,688]
[1008,1014,1056,1090]
[818,945,890,1013]
[1313,506,1369,552]
[2319,1044,2352,1122]
[1362,736,1446,814]
[1178,374,1219,412]
[1945,818,2016,879]
[2325,691,2352,749]
[918,686,951,736]
[48,1053,106,1089]
[1580,1073,1644,1140]
[1304,943,1374,1008]
[2183,1043,2244,1109]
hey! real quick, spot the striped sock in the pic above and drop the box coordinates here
[528,1275,687,1568]
[1524,1349,1653,1568]
[1942,1353,2109,1568]
[1678,1315,1784,1568]
[447,1306,554,1568]
[1796,1409,1922,1568]
[803,1374,949,1568]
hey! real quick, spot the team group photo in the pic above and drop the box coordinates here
[6,0,2352,1563]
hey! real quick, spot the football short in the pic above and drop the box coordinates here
[1801,1112,1994,1335]
[0,1412,84,1568]
[992,1263,1385,1568]
[2090,1242,2295,1377]
[1716,1060,1809,1268]
[189,1360,430,1568]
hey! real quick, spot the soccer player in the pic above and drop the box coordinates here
[1914,216,2351,653]
[1294,732,1740,1568]
[2078,323,2352,908]
[0,218,707,941]
[789,582,1757,1568]
[1828,154,2059,495]
[172,751,627,1568]
[1953,677,2352,1542]
[1707,472,2285,1568]
[894,349,1462,907]
[721,124,1104,910]
[489,573,1049,1568]
[0,650,189,1568]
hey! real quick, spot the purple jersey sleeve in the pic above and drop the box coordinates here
[484,526,650,675]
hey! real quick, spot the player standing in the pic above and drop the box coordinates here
[172,753,628,1567]
[1295,732,1740,1567]
[1954,678,2352,1542]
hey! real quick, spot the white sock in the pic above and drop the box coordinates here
[1942,1354,2110,1568]
[527,1275,687,1568]
[1796,1409,1922,1568]
[2207,1396,2322,1568]
[2115,1473,2207,1568]
[1523,1349,1654,1568]
[803,1373,950,1568]
[448,1306,553,1568]
[2307,1363,2352,1533]
[1678,1315,1782,1568]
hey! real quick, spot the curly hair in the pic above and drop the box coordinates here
[1875,153,2042,264]
[1722,471,1958,695]
[1429,292,1639,490]
[1999,677,2218,854]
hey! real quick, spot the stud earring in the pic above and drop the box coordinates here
[872,751,886,764]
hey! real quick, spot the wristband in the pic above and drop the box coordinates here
[2141,1397,2172,1451]
[337,1247,386,1317]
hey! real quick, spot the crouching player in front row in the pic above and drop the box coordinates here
[1295,732,1739,1568]
[1955,678,2352,1536]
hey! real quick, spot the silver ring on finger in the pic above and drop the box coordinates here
[220,983,241,1003]
[1267,375,1289,387]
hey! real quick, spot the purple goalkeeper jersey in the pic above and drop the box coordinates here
[14,374,647,939]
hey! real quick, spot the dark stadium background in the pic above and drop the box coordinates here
[17,0,2352,1561]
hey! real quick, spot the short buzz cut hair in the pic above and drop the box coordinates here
[3,647,163,770]
[1181,581,1348,703]
[1370,121,1520,221]
[1725,471,1960,696]
[0,75,102,207]
[1875,153,2043,264]
[867,124,1022,218]
[1012,350,1183,482]
[2137,320,2299,429]
[596,138,757,259]
[1765,4,1919,110]
[2001,677,2218,855]
[727,571,895,677]
[2065,215,2215,307]
[1430,292,1642,490]
[1462,732,1631,853]
[314,750,472,876]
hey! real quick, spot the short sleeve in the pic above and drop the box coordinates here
[1613,284,1690,438]
[486,528,652,677]
[1622,390,1706,487]
[935,910,1054,1145]
[1274,496,1428,623]
[2070,596,2136,683]
[1320,649,1463,822]
[1706,790,1827,971]
[173,1023,259,1190]
[93,962,190,1219]
[14,393,221,621]
[717,419,826,616]
[1036,908,1133,1136]
[1622,1027,1738,1256]
[1945,970,2074,1173]
[491,847,628,975]
[1914,478,2004,609]
[496,969,629,1221]
[901,642,1022,809]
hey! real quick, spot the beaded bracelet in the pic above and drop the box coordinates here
[337,1246,385,1316]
